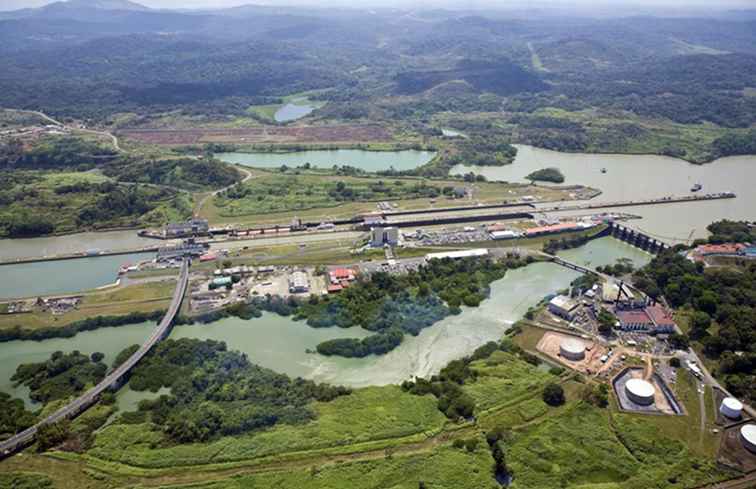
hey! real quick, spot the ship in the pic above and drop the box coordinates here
[691,183,702,192]
[600,168,607,174]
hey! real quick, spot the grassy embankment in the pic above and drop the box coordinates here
[0,281,175,332]
[201,168,583,227]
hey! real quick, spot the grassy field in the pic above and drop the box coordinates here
[201,168,584,226]
[0,280,175,331]
[0,337,735,489]
[87,386,447,469]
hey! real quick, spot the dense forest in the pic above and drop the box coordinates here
[12,350,108,403]
[632,221,755,403]
[117,339,350,443]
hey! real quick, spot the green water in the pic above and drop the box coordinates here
[0,252,154,299]
[216,149,436,172]
[0,238,649,408]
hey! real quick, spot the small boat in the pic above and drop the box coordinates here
[691,183,702,192]
[600,168,607,174]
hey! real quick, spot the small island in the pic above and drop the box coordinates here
[526,167,565,184]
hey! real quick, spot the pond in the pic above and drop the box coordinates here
[274,99,317,122]
[216,149,437,172]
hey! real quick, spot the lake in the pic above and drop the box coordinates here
[452,145,756,243]
[216,149,437,172]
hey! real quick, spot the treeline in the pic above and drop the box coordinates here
[711,131,756,159]
[297,255,530,357]
[704,220,755,244]
[12,350,107,403]
[104,157,241,191]
[0,137,117,171]
[0,310,164,343]
[120,338,351,443]
[633,238,755,403]
[543,232,596,254]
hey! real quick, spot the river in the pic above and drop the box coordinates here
[452,145,756,243]
[0,252,155,300]
[216,149,437,172]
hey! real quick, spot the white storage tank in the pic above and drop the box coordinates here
[719,397,743,420]
[625,378,655,406]
[740,424,756,454]
[559,338,586,361]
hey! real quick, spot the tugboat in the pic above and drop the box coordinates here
[691,183,702,192]
[600,168,607,174]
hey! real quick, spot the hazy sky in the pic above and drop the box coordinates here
[1,0,753,11]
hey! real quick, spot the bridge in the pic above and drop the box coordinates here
[0,259,190,459]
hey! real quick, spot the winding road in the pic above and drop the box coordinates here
[0,259,189,459]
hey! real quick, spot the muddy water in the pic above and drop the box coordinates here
[452,145,756,243]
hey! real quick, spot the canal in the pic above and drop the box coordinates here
[0,237,646,410]
[452,145,756,243]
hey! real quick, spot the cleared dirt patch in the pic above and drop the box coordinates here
[536,331,607,375]
[118,125,393,145]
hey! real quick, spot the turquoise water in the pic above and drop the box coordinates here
[0,252,155,299]
[217,149,436,172]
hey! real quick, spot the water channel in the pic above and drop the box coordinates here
[0,237,649,410]
[0,252,155,300]
[216,149,437,172]
[452,145,756,242]
[0,230,154,262]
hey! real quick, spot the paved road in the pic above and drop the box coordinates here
[0,260,189,459]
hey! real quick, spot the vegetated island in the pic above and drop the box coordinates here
[526,167,565,184]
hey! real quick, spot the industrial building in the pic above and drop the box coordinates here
[615,304,677,334]
[625,378,656,406]
[157,239,208,261]
[425,249,489,261]
[164,218,210,238]
[720,397,744,420]
[548,295,579,320]
[559,337,586,361]
[288,271,310,293]
[741,424,756,454]
[490,229,523,240]
[370,227,400,247]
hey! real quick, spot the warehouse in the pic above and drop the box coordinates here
[425,249,488,261]
[559,338,586,361]
[720,397,744,420]
[625,378,655,406]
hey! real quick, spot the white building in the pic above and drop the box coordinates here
[425,249,489,261]
[370,227,400,247]
[288,271,309,293]
[548,295,579,320]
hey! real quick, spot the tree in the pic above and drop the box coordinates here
[91,352,105,363]
[37,420,70,452]
[542,382,565,406]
